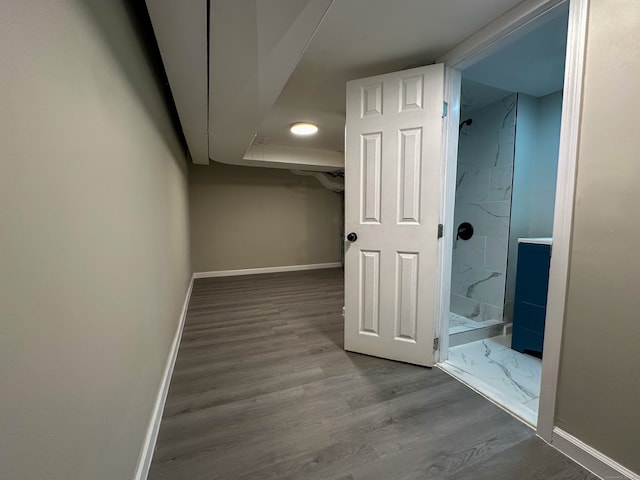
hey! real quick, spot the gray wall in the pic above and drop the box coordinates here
[505,91,562,322]
[0,1,191,479]
[556,0,640,473]
[190,162,342,272]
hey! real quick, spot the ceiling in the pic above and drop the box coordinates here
[255,0,528,154]
[462,5,568,106]
[148,0,549,169]
[460,80,514,118]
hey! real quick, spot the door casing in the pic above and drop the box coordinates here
[433,0,589,444]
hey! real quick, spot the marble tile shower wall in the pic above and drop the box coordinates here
[451,94,517,322]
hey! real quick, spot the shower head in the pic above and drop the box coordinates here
[459,118,473,133]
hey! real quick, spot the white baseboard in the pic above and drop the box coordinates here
[133,275,194,480]
[551,427,639,480]
[193,262,342,279]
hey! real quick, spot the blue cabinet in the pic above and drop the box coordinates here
[512,241,551,355]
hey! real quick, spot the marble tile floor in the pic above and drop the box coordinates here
[449,311,502,334]
[439,335,542,427]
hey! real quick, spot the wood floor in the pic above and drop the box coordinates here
[149,268,597,480]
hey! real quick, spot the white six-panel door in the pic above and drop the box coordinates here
[344,64,445,366]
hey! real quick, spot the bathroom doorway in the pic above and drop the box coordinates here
[439,5,569,427]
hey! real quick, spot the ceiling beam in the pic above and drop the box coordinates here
[146,0,209,164]
[208,0,334,166]
[243,144,343,171]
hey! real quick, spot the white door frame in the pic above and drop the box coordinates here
[434,0,589,443]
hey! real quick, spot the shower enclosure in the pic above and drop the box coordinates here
[449,91,517,345]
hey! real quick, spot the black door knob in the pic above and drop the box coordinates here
[346,232,358,242]
[457,222,474,241]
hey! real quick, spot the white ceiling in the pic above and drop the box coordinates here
[460,79,514,118]
[255,0,527,154]
[146,0,208,164]
[462,5,568,100]
[149,0,545,168]
[208,0,334,166]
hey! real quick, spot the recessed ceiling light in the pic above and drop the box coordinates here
[290,122,318,135]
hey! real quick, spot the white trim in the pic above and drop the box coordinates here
[434,67,461,362]
[193,262,342,279]
[437,0,567,69]
[552,428,639,480]
[133,275,194,480]
[438,0,589,442]
[537,0,589,443]
[436,4,604,474]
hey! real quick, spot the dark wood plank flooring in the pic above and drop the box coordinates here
[149,268,597,480]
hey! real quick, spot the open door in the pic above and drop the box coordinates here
[344,64,445,366]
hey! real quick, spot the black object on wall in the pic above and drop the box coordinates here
[459,118,473,133]
[457,222,474,240]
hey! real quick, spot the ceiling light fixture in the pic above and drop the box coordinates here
[290,122,318,136]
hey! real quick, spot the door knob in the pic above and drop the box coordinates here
[457,222,474,241]
[346,232,358,242]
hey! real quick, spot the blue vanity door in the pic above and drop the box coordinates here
[512,242,551,355]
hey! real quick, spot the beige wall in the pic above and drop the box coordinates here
[0,1,191,479]
[190,162,342,272]
[556,0,640,473]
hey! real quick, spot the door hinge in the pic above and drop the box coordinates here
[437,223,444,239]
[433,337,440,352]
[442,101,449,118]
